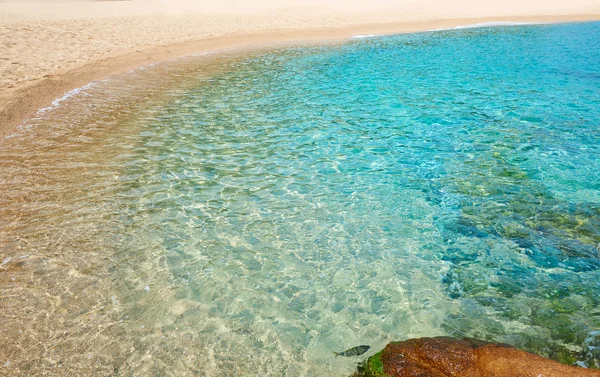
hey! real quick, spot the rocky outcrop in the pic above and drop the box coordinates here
[354,337,600,377]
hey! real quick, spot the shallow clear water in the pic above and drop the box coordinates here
[1,22,600,376]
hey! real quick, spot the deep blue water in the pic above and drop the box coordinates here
[1,21,600,376]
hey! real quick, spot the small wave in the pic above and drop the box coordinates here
[351,22,540,39]
[430,21,540,32]
[33,51,214,119]
[350,34,387,39]
[37,82,98,115]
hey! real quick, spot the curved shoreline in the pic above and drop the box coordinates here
[1,14,599,140]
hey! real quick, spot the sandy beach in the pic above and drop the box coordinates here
[2,2,600,376]
[1,0,599,138]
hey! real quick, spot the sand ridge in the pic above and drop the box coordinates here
[1,0,600,139]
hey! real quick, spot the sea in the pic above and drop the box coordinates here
[1,21,599,376]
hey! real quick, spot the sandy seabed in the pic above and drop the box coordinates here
[1,1,600,376]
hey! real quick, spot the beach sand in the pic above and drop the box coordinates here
[1,0,599,138]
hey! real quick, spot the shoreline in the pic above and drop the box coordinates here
[1,14,599,140]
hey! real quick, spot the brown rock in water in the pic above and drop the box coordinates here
[355,337,600,377]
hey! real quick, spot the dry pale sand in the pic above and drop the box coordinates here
[1,0,600,138]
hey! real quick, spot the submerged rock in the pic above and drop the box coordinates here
[353,337,600,377]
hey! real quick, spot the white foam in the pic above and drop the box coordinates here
[351,22,540,39]
[28,51,215,122]
[188,51,215,58]
[37,82,97,115]
[350,34,387,39]
[430,21,540,32]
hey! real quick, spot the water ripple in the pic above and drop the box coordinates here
[1,22,600,376]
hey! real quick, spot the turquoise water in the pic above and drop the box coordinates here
[1,21,600,376]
